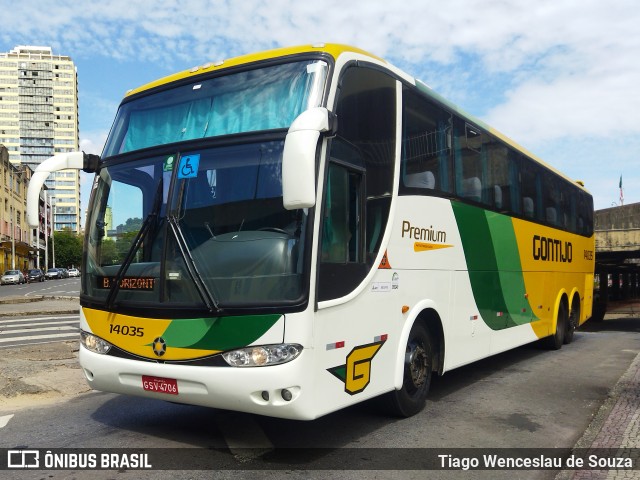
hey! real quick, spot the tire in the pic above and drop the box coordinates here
[564,301,579,344]
[385,322,434,417]
[543,302,567,350]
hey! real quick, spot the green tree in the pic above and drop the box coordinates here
[48,229,83,269]
[115,230,139,262]
[117,217,142,233]
[100,238,118,265]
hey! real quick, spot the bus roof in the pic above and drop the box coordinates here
[123,43,588,194]
[124,43,382,98]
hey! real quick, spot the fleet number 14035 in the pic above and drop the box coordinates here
[109,324,144,337]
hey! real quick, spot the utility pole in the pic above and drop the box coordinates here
[51,197,56,269]
[10,165,15,270]
[9,164,21,270]
[44,190,49,270]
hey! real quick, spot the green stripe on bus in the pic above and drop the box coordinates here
[452,203,536,330]
[159,314,282,351]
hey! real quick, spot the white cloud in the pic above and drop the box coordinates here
[2,0,639,207]
[79,133,108,156]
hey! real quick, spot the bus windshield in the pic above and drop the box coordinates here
[83,58,329,313]
[84,141,309,312]
[103,60,329,156]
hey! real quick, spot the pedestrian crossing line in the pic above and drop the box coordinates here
[0,325,79,336]
[1,321,79,330]
[0,315,79,324]
[0,332,79,344]
[0,414,14,429]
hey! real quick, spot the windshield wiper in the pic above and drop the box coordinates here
[106,178,164,309]
[167,214,221,313]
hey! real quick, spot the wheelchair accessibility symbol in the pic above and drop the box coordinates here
[177,154,200,179]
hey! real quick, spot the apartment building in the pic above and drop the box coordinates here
[0,45,81,234]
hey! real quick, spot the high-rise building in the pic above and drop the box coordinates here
[0,45,81,233]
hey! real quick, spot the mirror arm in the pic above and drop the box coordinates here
[26,151,101,228]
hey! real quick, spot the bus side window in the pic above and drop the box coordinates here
[321,162,362,263]
[453,119,485,203]
[520,156,542,221]
[401,86,453,194]
[485,141,510,211]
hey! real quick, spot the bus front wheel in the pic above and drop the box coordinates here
[386,322,433,417]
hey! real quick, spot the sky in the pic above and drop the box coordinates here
[2,0,639,214]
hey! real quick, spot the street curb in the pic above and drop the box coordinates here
[0,295,78,304]
[0,296,80,317]
[0,309,80,317]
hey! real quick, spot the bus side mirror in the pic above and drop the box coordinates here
[26,151,100,228]
[282,107,336,210]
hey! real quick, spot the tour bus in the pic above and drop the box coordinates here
[27,44,595,420]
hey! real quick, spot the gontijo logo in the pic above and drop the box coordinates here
[328,337,386,395]
[532,234,572,263]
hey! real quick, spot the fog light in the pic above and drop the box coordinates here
[261,391,269,401]
[281,389,292,402]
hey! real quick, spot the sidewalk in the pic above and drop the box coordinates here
[0,294,80,317]
[0,295,85,410]
[556,300,640,479]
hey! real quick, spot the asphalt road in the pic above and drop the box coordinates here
[0,278,80,298]
[1,325,639,480]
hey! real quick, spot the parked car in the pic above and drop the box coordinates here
[45,268,63,280]
[60,268,69,278]
[27,269,45,283]
[67,268,80,278]
[1,270,26,285]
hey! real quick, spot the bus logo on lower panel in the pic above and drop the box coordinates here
[327,340,385,395]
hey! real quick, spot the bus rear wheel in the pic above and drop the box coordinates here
[386,322,433,417]
[564,301,579,345]
[543,302,567,350]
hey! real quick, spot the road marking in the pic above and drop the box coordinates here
[0,414,14,429]
[214,412,274,461]
[0,332,79,344]
[0,316,79,324]
[0,319,79,327]
[0,315,79,348]
[0,325,78,335]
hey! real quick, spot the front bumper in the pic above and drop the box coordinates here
[79,346,319,420]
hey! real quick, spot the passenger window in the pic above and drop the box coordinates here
[401,87,453,193]
[520,158,542,221]
[485,141,511,211]
[454,119,484,203]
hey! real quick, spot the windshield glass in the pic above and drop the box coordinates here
[103,60,328,156]
[84,141,309,311]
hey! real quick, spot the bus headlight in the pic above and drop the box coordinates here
[222,344,302,367]
[80,331,112,354]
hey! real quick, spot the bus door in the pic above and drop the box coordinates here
[314,65,399,407]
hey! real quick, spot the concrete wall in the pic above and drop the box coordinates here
[595,202,640,252]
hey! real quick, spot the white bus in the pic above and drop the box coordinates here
[27,44,595,420]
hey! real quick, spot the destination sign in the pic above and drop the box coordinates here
[97,277,156,290]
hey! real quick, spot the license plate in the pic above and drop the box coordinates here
[142,375,178,395]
